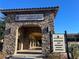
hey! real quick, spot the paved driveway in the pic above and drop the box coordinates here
[11,58,34,59]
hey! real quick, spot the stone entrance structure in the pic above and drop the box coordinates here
[1,6,59,57]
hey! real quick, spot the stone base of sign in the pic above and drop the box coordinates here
[48,52,68,59]
[48,53,60,59]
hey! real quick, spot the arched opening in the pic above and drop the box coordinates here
[17,25,42,52]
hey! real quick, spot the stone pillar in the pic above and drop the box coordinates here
[42,13,54,56]
[3,23,17,55]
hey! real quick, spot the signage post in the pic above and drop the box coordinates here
[65,31,70,59]
[52,34,66,52]
[49,31,52,53]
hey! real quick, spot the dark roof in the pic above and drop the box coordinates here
[67,34,79,39]
[0,6,59,15]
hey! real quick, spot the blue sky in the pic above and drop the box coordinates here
[0,0,79,33]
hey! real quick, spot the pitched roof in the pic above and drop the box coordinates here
[0,6,59,15]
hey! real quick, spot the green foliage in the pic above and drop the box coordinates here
[69,43,79,59]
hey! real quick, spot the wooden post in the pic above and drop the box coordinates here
[65,31,70,59]
[49,31,53,53]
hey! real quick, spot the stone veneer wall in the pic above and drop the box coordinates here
[3,12,54,56]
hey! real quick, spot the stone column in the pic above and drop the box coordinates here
[3,23,17,55]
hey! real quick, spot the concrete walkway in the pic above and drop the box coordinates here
[6,54,44,59]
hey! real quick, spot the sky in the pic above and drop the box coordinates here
[0,0,79,33]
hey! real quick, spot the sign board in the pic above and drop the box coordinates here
[15,14,44,21]
[53,34,66,52]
